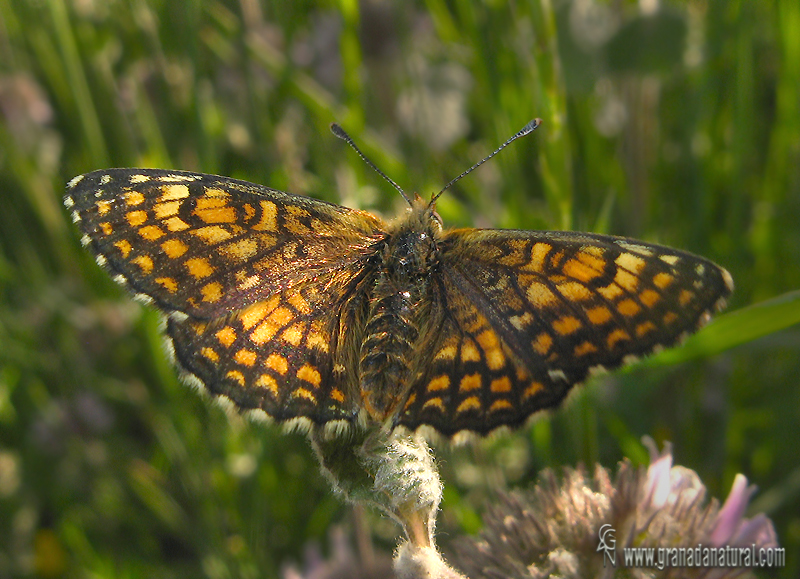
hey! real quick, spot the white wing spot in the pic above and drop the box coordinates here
[588,365,608,377]
[179,370,205,394]
[722,269,734,292]
[615,241,654,256]
[322,419,352,438]
[133,293,154,306]
[622,354,640,366]
[67,175,84,189]
[156,174,201,183]
[215,395,236,414]
[168,310,189,323]
[283,417,314,435]
[243,408,274,424]
[163,334,177,362]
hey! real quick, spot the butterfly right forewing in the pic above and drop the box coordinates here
[396,228,733,435]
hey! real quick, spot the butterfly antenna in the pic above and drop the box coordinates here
[431,118,542,204]
[331,123,412,205]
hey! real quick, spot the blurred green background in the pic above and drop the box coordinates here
[1,0,798,577]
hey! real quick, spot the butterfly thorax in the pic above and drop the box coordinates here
[358,197,442,422]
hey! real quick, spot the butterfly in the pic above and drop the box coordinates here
[64,119,732,437]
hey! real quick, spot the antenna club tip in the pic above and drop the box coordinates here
[330,123,346,138]
[524,118,543,132]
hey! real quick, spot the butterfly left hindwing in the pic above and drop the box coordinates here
[166,272,372,426]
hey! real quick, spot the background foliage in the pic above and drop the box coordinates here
[0,0,798,577]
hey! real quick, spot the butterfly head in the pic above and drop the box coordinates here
[404,192,443,238]
[383,194,443,282]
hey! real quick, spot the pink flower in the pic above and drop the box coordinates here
[452,439,780,579]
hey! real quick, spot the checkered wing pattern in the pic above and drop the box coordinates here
[66,167,733,437]
[166,274,373,424]
[65,168,384,424]
[397,229,733,435]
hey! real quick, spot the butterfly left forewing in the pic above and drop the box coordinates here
[65,168,385,319]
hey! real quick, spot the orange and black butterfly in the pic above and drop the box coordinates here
[65,120,732,437]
